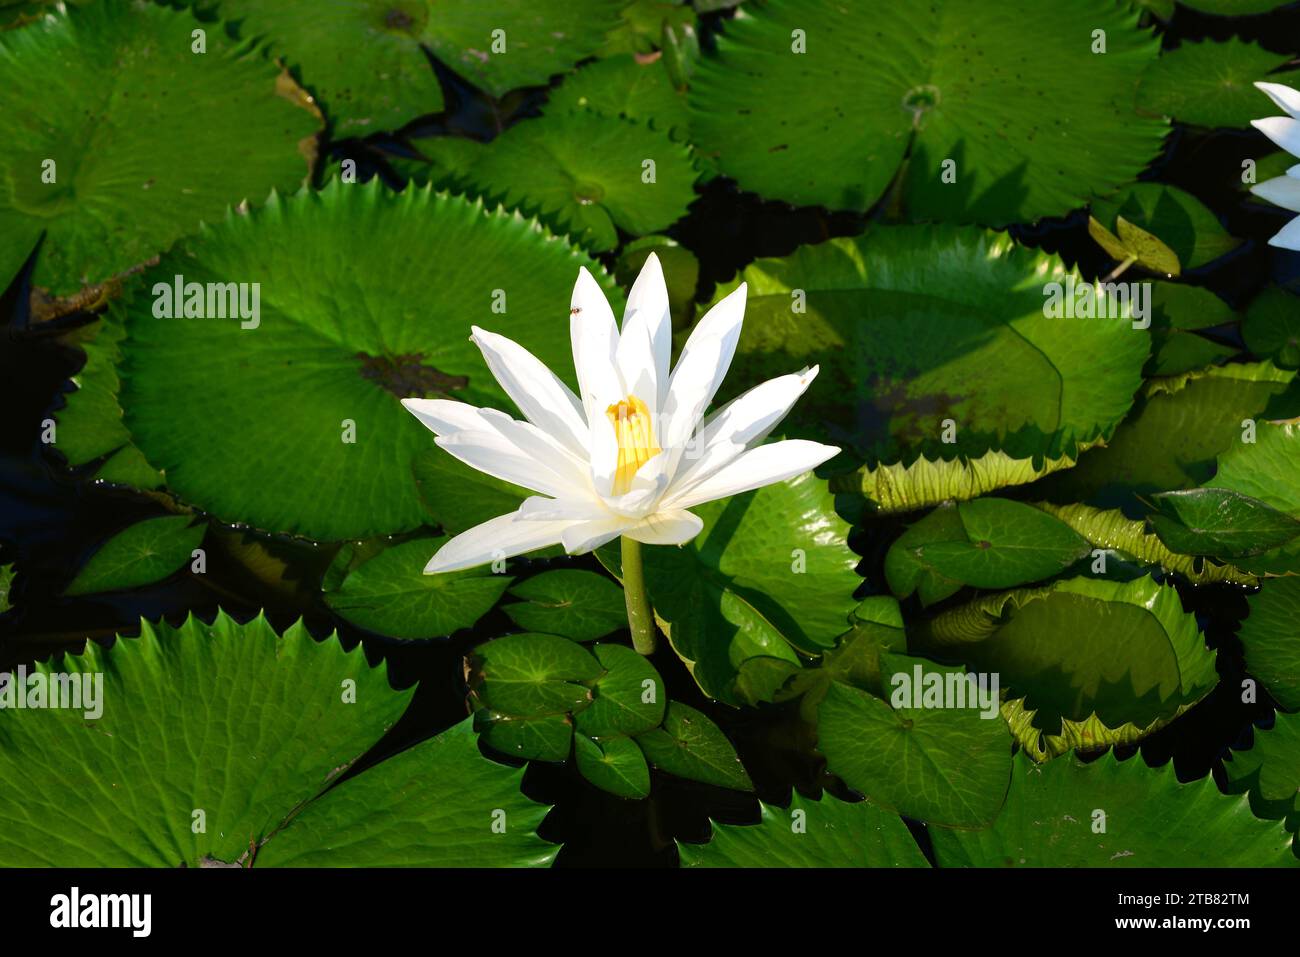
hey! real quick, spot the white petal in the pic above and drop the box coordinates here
[599,455,672,519]
[615,300,658,409]
[1289,162,1300,178]
[587,406,620,499]
[663,439,840,510]
[470,326,589,457]
[401,397,488,436]
[561,518,628,554]
[669,366,820,497]
[1267,215,1300,250]
[1256,82,1300,120]
[436,431,582,499]
[1252,117,1300,158]
[660,283,748,455]
[426,512,571,573]
[570,268,623,420]
[624,510,703,546]
[516,496,612,522]
[1253,175,1300,213]
[476,408,592,494]
[621,252,672,408]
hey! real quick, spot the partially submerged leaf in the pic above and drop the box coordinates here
[503,569,627,643]
[635,702,753,792]
[64,515,206,597]
[1239,577,1300,710]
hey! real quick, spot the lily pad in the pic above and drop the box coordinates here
[405,109,698,252]
[573,643,666,737]
[1137,38,1300,130]
[635,701,752,791]
[932,752,1296,867]
[545,51,691,135]
[817,657,1012,829]
[711,226,1148,469]
[322,537,511,640]
[412,446,530,537]
[476,710,574,763]
[115,179,619,542]
[1224,711,1300,824]
[1091,183,1241,270]
[1244,287,1300,370]
[468,632,602,717]
[689,0,1165,223]
[1201,420,1300,574]
[503,569,628,642]
[885,499,1090,606]
[679,791,928,868]
[574,733,651,800]
[598,471,860,705]
[917,576,1218,756]
[0,1,320,296]
[1239,577,1300,711]
[64,515,206,597]
[1150,487,1300,559]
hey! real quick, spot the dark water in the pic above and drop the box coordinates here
[1,4,1297,866]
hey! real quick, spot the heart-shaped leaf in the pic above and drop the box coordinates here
[468,632,603,717]
[64,515,206,597]
[635,701,752,792]
[574,733,651,800]
[503,569,628,643]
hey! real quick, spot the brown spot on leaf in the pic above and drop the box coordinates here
[356,352,468,397]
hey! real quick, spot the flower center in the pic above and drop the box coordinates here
[605,395,660,494]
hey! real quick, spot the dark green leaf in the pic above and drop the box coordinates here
[64,516,205,597]
[503,569,627,642]
[635,702,752,791]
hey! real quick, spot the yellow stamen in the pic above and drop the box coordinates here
[605,395,660,494]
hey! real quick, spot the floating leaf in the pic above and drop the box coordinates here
[64,515,205,597]
[1224,711,1300,824]
[917,576,1218,755]
[546,52,691,134]
[599,472,859,705]
[679,791,928,868]
[468,632,602,717]
[711,226,1148,469]
[886,499,1090,606]
[1239,578,1300,711]
[0,1,320,296]
[817,657,1012,829]
[1137,38,1300,130]
[256,718,557,867]
[406,110,698,252]
[1091,183,1240,270]
[1088,215,1181,276]
[689,0,1164,223]
[412,447,530,537]
[116,179,618,542]
[932,752,1296,867]
[322,538,511,640]
[1150,487,1300,558]
[503,570,627,642]
[53,316,163,489]
[0,611,424,866]
[1200,420,1300,574]
[635,702,752,791]
[476,710,574,762]
[574,733,651,800]
[573,643,666,737]
[1245,287,1300,370]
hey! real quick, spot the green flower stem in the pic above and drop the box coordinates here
[620,535,656,656]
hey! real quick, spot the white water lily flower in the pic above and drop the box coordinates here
[402,253,839,574]
[1251,81,1300,251]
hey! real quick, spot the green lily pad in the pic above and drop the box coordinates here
[573,643,666,737]
[1180,0,1295,15]
[918,576,1218,756]
[1040,361,1294,505]
[405,109,698,252]
[689,0,1165,223]
[1245,287,1300,370]
[1150,487,1300,558]
[817,658,1012,829]
[1092,183,1241,270]
[932,751,1296,867]
[1239,578,1300,711]
[712,226,1148,468]
[1088,214,1182,277]
[468,632,603,718]
[1201,420,1300,575]
[1144,284,1240,376]
[1031,501,1255,586]
[53,316,164,489]
[885,498,1090,606]
[256,717,557,867]
[322,537,511,640]
[679,791,928,868]
[64,515,206,597]
[597,0,696,58]
[503,569,628,642]
[0,1,320,297]
[545,52,691,135]
[575,733,652,800]
[476,710,574,763]
[635,701,752,791]
[598,471,860,705]
[1137,38,1300,130]
[0,611,406,866]
[412,447,530,537]
[1224,711,1300,824]
[114,179,619,541]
